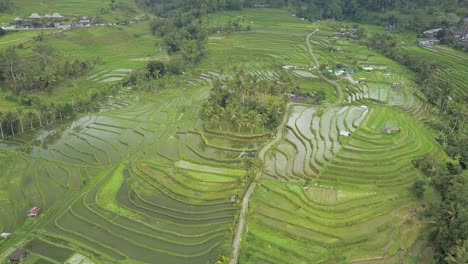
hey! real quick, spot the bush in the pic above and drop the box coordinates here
[412,180,426,198]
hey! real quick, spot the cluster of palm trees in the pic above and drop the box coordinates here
[202,69,296,135]
[0,102,74,139]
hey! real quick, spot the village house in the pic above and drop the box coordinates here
[78,16,91,27]
[423,28,442,38]
[418,39,440,47]
[329,67,355,76]
[449,24,468,42]
[11,13,67,28]
[28,13,42,20]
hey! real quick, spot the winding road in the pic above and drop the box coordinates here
[229,27,345,264]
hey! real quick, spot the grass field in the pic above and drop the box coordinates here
[0,8,453,264]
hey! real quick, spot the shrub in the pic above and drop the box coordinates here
[412,180,426,198]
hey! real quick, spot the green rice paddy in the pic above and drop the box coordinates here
[0,8,463,264]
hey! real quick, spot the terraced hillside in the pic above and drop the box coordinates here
[400,45,468,99]
[236,15,446,264]
[0,8,453,264]
[241,105,444,263]
[0,85,259,263]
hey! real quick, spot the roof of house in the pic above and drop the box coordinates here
[28,13,42,19]
[423,28,442,34]
[9,249,26,261]
[0,232,11,238]
[52,13,64,18]
[14,17,22,21]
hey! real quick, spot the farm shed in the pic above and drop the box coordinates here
[28,207,41,218]
[339,131,351,137]
[9,249,27,263]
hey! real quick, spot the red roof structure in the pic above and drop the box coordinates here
[28,207,41,218]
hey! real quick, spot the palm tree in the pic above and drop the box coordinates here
[222,108,231,132]
[37,111,43,127]
[445,241,468,264]
[248,110,258,134]
[210,114,221,131]
[16,108,24,133]
[26,111,35,130]
[5,111,17,136]
[0,112,4,139]
[50,102,57,123]
[43,105,49,125]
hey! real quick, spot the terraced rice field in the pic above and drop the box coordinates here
[0,84,260,263]
[0,9,448,264]
[400,45,468,98]
[241,105,444,263]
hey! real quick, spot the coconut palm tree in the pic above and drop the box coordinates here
[16,108,24,133]
[26,111,35,130]
[210,114,220,131]
[0,112,4,139]
[5,111,17,136]
[37,111,43,127]
[445,241,468,264]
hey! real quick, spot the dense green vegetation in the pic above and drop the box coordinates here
[0,1,466,263]
[202,70,296,135]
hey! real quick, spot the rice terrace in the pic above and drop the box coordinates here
[0,1,467,264]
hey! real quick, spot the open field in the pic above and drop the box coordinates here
[0,8,457,264]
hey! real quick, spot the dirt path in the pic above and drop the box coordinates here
[306,29,344,103]
[229,102,292,264]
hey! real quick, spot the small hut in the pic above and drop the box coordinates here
[9,249,27,263]
[51,13,64,21]
[339,131,351,137]
[28,207,41,218]
[28,13,42,20]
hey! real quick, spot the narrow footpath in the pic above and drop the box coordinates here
[229,103,292,264]
[306,29,344,103]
